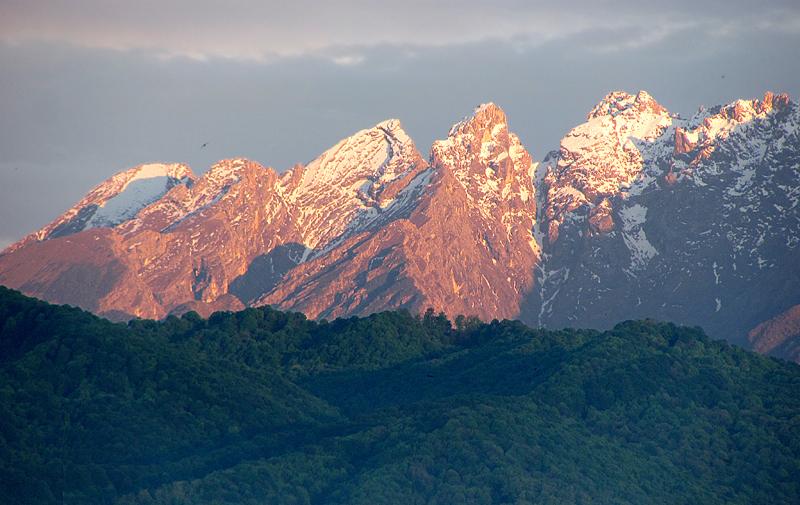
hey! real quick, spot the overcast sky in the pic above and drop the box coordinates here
[1,0,799,249]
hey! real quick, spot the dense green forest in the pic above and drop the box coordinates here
[0,286,799,504]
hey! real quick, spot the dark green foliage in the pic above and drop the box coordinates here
[0,286,798,504]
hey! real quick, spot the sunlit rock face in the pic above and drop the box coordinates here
[0,108,539,322]
[748,305,800,363]
[259,103,541,321]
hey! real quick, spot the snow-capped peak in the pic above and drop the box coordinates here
[280,119,426,251]
[85,164,194,229]
[286,119,418,197]
[93,163,194,202]
[543,90,674,243]
[18,163,194,246]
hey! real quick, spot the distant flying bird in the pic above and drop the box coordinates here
[721,75,725,79]
[201,142,209,149]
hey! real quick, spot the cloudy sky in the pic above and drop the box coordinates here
[1,0,799,248]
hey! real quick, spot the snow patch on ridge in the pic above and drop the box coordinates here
[619,203,658,270]
[280,119,426,254]
[22,162,194,246]
[87,166,184,228]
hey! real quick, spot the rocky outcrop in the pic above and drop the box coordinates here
[748,305,800,363]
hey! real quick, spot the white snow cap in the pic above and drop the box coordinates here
[86,163,193,228]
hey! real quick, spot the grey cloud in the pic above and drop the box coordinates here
[1,1,799,60]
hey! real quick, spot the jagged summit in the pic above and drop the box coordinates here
[588,90,668,119]
[709,91,791,119]
[447,102,506,137]
[430,101,537,255]
[433,102,511,163]
[672,91,796,168]
[432,102,531,183]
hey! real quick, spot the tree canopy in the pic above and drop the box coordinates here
[0,286,798,504]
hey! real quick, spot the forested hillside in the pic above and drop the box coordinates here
[1,286,798,504]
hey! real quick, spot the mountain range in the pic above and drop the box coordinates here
[1,90,798,362]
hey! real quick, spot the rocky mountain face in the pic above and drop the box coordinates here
[531,91,800,361]
[257,103,539,320]
[1,92,798,360]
